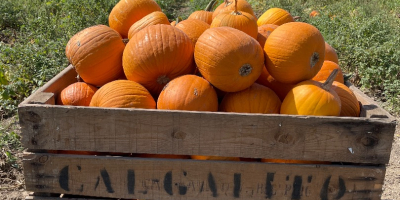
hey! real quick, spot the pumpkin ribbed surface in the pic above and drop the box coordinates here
[195,27,264,92]
[123,24,194,97]
[256,66,296,101]
[257,8,294,26]
[189,11,213,24]
[157,75,218,112]
[89,80,156,109]
[127,11,170,39]
[325,42,339,64]
[175,19,210,45]
[57,82,98,106]
[212,0,256,19]
[210,10,258,39]
[264,22,325,84]
[256,24,278,48]
[331,81,361,117]
[65,25,125,87]
[220,83,281,114]
[312,61,345,83]
[109,0,162,38]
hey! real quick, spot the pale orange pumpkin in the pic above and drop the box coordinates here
[157,75,218,112]
[220,83,281,114]
[280,69,341,116]
[175,19,210,45]
[57,82,98,106]
[89,80,156,109]
[257,8,294,26]
[331,81,361,117]
[256,24,278,48]
[123,24,195,97]
[187,0,216,24]
[109,0,162,38]
[324,42,339,64]
[65,25,125,87]
[195,27,264,92]
[312,61,345,84]
[127,11,170,39]
[264,22,325,84]
[212,0,256,19]
[256,66,296,101]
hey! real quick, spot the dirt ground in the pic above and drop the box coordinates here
[0,117,399,200]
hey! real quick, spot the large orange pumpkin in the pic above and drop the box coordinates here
[109,0,162,38]
[312,61,345,84]
[257,8,294,26]
[175,19,210,45]
[65,25,125,87]
[89,80,156,109]
[212,0,256,19]
[127,11,170,39]
[187,0,216,24]
[324,42,339,64]
[256,24,278,48]
[210,0,258,39]
[195,27,264,92]
[123,24,194,97]
[331,81,361,117]
[280,69,341,116]
[264,22,325,84]
[220,83,281,114]
[256,66,296,101]
[57,82,98,106]
[157,75,218,112]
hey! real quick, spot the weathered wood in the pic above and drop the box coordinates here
[26,196,113,200]
[23,152,385,200]
[18,104,396,164]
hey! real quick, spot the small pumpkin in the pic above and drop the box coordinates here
[89,80,156,109]
[175,19,210,45]
[212,0,256,19]
[57,82,98,106]
[127,11,170,39]
[65,25,125,87]
[264,22,325,84]
[256,24,278,48]
[324,42,339,64]
[312,61,344,84]
[220,83,281,114]
[257,8,294,26]
[191,155,240,161]
[280,69,341,116]
[157,75,218,112]
[256,66,296,101]
[211,0,258,39]
[195,27,264,92]
[188,0,216,24]
[123,24,195,97]
[109,0,162,38]
[330,81,361,117]
[309,10,320,17]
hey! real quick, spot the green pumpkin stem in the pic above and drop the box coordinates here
[322,69,339,91]
[205,0,217,11]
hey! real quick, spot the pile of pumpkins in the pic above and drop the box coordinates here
[60,0,361,117]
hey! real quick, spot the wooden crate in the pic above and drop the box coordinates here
[19,65,397,200]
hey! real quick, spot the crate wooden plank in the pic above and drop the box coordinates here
[19,103,396,164]
[23,152,385,200]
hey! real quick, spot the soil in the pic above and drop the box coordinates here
[0,117,399,200]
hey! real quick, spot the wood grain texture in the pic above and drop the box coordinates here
[23,152,385,200]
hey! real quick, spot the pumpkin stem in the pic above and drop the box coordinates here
[239,64,252,77]
[322,69,339,91]
[205,0,217,11]
[310,52,320,68]
[231,0,241,15]
[157,75,171,85]
[293,16,301,20]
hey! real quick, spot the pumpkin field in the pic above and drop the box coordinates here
[0,0,399,199]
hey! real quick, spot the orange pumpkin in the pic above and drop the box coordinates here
[256,24,278,48]
[312,61,345,84]
[65,25,125,87]
[324,42,339,64]
[309,10,320,17]
[212,0,256,19]
[264,22,325,84]
[157,75,218,112]
[195,27,264,92]
[127,11,170,39]
[191,155,240,161]
[187,0,216,24]
[256,66,296,101]
[210,0,258,39]
[257,8,294,26]
[89,80,156,109]
[175,19,210,45]
[109,0,162,38]
[280,69,341,116]
[220,83,281,114]
[331,81,361,117]
[57,82,98,106]
[123,24,194,97]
